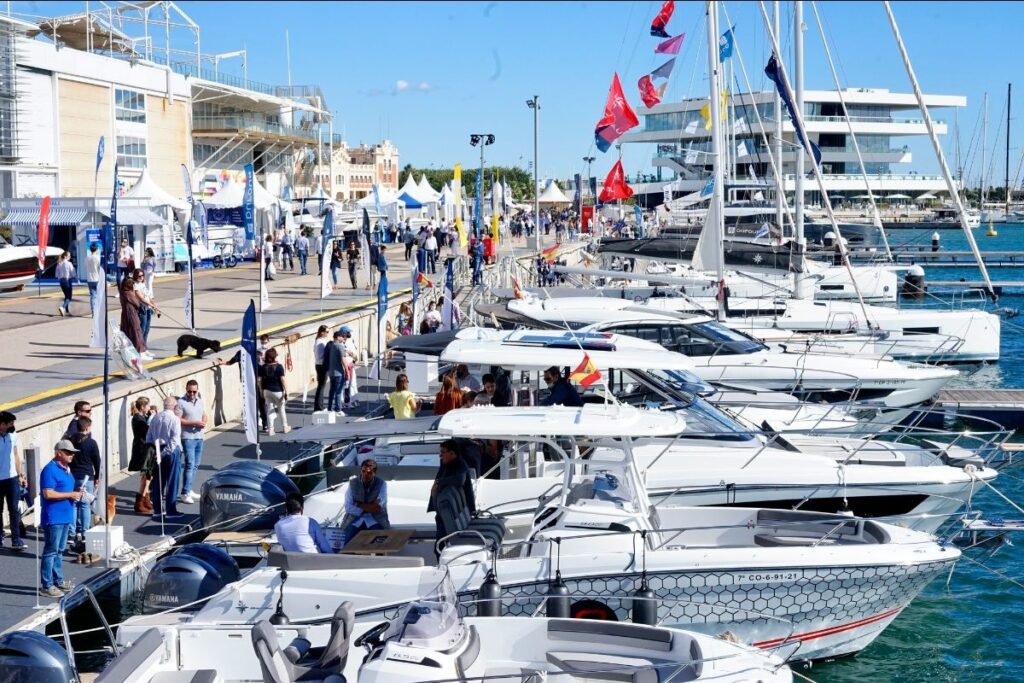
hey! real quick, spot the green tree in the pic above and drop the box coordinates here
[400,165,536,201]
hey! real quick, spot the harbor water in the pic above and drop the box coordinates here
[820,224,1024,681]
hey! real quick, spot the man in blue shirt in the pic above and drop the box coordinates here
[0,411,26,551]
[339,459,389,545]
[541,366,583,407]
[39,440,82,597]
[274,492,333,553]
[376,244,389,275]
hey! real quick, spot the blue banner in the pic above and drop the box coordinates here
[105,163,118,267]
[474,171,482,238]
[701,175,715,197]
[322,205,334,239]
[765,55,822,168]
[240,300,259,445]
[242,162,256,241]
[241,300,257,368]
[444,259,455,328]
[95,136,105,175]
[377,271,389,321]
[719,27,735,62]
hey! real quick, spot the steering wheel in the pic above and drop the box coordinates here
[354,622,389,649]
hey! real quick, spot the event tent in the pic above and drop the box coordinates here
[356,185,406,222]
[122,167,190,211]
[204,177,289,210]
[417,175,440,201]
[397,174,438,209]
[537,180,571,204]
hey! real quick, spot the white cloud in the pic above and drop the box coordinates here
[417,82,433,91]
[395,79,410,92]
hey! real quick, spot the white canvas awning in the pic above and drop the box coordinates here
[122,167,190,211]
[538,180,571,204]
[204,177,289,210]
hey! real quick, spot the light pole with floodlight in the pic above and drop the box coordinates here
[526,96,540,249]
[469,133,494,239]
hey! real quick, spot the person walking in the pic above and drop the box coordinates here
[39,440,81,597]
[326,329,348,414]
[312,324,330,412]
[329,241,342,288]
[424,230,438,274]
[85,243,102,316]
[387,373,419,419]
[263,234,276,280]
[376,244,389,276]
[280,229,295,272]
[296,230,310,275]
[119,277,150,360]
[132,269,160,347]
[68,416,101,550]
[345,240,360,289]
[403,225,415,261]
[141,248,157,295]
[55,251,75,317]
[259,348,289,435]
[339,325,360,408]
[116,238,135,285]
[0,410,26,552]
[178,379,207,504]
[145,396,183,521]
[128,397,154,514]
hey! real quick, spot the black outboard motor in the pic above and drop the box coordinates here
[0,630,74,683]
[200,461,299,532]
[142,543,240,614]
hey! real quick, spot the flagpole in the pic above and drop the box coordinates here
[102,165,117,568]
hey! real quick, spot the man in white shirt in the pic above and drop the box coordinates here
[85,244,102,316]
[117,239,135,286]
[424,230,438,274]
[275,492,333,553]
[145,396,183,520]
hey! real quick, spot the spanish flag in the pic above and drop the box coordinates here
[417,271,434,288]
[512,277,526,300]
[542,243,561,263]
[570,353,602,388]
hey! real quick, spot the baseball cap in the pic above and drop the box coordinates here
[339,326,352,335]
[55,439,79,453]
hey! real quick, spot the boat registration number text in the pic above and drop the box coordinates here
[734,571,800,584]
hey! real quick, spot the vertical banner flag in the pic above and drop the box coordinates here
[321,207,334,298]
[589,177,598,205]
[184,218,195,331]
[502,176,509,216]
[95,136,105,175]
[180,164,194,206]
[718,27,735,62]
[655,34,684,55]
[594,73,640,153]
[574,173,583,213]
[650,0,675,37]
[411,265,420,328]
[91,165,118,348]
[37,196,51,270]
[701,175,715,197]
[240,300,259,446]
[242,163,256,241]
[453,164,467,248]
[360,209,372,287]
[474,171,482,238]
[599,160,635,203]
[441,259,455,331]
[491,213,500,244]
[196,200,209,249]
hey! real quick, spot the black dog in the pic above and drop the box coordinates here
[176,334,221,359]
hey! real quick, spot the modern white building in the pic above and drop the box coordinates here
[620,88,965,205]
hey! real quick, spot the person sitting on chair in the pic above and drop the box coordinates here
[274,492,333,553]
[339,459,390,546]
[541,366,583,407]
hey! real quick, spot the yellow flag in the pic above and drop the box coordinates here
[700,102,712,130]
[491,213,499,244]
[720,88,728,121]
[453,164,467,248]
[456,216,468,249]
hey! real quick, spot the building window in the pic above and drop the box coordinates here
[115,89,146,124]
[117,135,147,169]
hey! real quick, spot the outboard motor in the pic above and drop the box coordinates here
[200,461,299,532]
[142,543,240,614]
[902,264,926,299]
[0,630,75,683]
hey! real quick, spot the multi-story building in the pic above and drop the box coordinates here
[621,88,965,206]
[329,140,400,202]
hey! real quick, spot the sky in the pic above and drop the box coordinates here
[19,1,1024,188]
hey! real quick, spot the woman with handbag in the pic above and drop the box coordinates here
[128,397,155,514]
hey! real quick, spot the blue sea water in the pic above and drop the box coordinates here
[815,225,1024,682]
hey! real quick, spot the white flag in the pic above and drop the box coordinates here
[240,347,259,445]
[684,148,699,165]
[736,140,748,158]
[359,232,371,287]
[320,238,333,298]
[260,247,271,311]
[684,120,699,135]
[733,116,748,133]
[89,270,106,349]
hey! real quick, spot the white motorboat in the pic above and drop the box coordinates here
[117,405,960,673]
[106,570,792,683]
[0,235,62,288]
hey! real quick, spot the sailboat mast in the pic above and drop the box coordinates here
[773,1,783,238]
[706,0,726,320]
[982,92,987,210]
[793,0,806,298]
[1006,82,1012,215]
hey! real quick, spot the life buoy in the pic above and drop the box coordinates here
[571,599,618,621]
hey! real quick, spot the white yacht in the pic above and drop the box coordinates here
[117,406,959,669]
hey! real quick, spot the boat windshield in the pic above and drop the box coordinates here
[629,369,755,442]
[392,569,463,645]
[687,321,767,355]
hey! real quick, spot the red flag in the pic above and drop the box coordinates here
[416,271,433,288]
[37,196,51,270]
[594,73,640,153]
[638,75,662,108]
[570,353,602,388]
[599,160,634,203]
[650,0,675,37]
[541,243,561,264]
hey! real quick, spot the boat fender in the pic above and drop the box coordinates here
[477,569,502,617]
[545,572,571,618]
[631,578,657,626]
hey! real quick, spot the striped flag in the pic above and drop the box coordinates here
[541,243,560,263]
[416,271,434,288]
[570,353,602,388]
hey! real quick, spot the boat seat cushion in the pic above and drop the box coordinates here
[547,619,673,652]
[267,549,423,570]
[547,652,676,683]
[96,628,165,683]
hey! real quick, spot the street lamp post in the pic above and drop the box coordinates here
[469,133,494,239]
[526,96,540,250]
[583,155,595,201]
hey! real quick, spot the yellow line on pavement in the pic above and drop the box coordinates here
[0,286,412,412]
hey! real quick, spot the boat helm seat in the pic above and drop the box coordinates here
[284,601,355,672]
[251,620,345,683]
[436,487,506,550]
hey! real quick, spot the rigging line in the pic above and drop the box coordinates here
[676,12,708,154]
[623,0,661,78]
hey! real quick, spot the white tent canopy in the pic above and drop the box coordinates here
[398,174,437,206]
[123,167,190,211]
[204,177,289,210]
[417,174,440,200]
[537,180,571,204]
[306,186,331,200]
